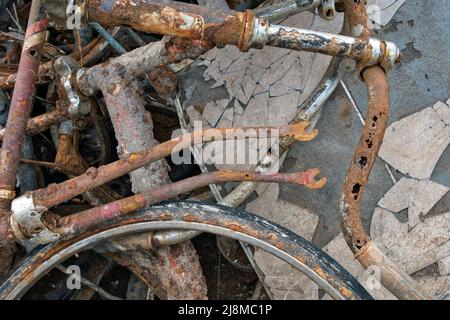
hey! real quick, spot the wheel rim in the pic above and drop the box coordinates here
[0,202,372,300]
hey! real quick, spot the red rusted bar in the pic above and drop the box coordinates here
[25,122,316,210]
[58,169,326,235]
[0,0,47,244]
[86,0,248,49]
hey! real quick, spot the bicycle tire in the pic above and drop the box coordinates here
[0,201,372,300]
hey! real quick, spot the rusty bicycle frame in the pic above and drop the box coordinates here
[0,0,431,299]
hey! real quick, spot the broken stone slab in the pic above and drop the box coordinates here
[323,232,397,300]
[246,183,321,300]
[379,100,450,180]
[377,177,449,228]
[202,99,229,127]
[322,231,450,300]
[438,256,450,276]
[416,275,450,300]
[366,0,406,27]
[371,208,450,275]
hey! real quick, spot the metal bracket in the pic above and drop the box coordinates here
[10,194,60,249]
[319,0,336,20]
[54,56,91,116]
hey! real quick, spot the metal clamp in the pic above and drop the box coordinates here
[10,194,60,248]
[0,188,16,200]
[54,56,91,116]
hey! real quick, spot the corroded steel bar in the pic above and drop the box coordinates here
[83,0,399,68]
[58,169,325,236]
[339,0,429,300]
[86,0,247,48]
[12,122,315,211]
[0,0,47,245]
[0,110,68,141]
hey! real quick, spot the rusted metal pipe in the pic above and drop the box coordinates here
[0,28,123,90]
[86,0,245,48]
[82,0,399,70]
[264,25,398,72]
[0,0,47,245]
[76,37,208,96]
[339,0,430,300]
[57,169,325,236]
[11,122,315,215]
[0,110,69,141]
[340,66,430,300]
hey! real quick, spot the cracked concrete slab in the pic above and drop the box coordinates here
[379,100,450,180]
[438,256,450,276]
[202,99,230,127]
[377,177,449,228]
[417,275,450,300]
[367,0,406,27]
[371,208,450,275]
[195,11,343,133]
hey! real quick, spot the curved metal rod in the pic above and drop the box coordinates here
[0,201,372,300]
[339,0,430,300]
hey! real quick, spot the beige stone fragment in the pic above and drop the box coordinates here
[437,256,450,276]
[377,177,449,228]
[370,209,450,274]
[246,184,320,300]
[366,0,406,27]
[202,99,229,127]
[379,100,450,180]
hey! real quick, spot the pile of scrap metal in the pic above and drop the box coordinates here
[0,0,431,300]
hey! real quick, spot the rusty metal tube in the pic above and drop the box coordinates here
[76,37,208,96]
[340,66,430,300]
[57,169,324,236]
[0,0,48,245]
[339,0,430,300]
[83,0,399,67]
[0,110,68,141]
[85,0,247,49]
[264,24,396,69]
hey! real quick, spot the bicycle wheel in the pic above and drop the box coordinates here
[0,201,372,300]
